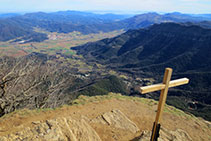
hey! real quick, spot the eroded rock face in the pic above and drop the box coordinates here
[0,109,140,141]
[91,109,140,133]
[0,109,195,141]
[0,117,101,141]
[139,128,192,141]
[102,109,139,133]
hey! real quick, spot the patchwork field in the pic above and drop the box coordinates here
[0,30,124,57]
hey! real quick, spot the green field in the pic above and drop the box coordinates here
[0,30,124,58]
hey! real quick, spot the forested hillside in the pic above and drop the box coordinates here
[73,23,211,120]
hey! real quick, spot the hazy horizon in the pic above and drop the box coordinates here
[1,10,211,16]
[0,0,211,14]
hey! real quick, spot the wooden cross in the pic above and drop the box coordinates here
[138,68,189,141]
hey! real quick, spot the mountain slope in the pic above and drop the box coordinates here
[22,11,128,24]
[0,13,20,19]
[0,11,127,42]
[120,12,211,30]
[0,18,47,42]
[1,11,211,42]
[73,23,211,73]
[73,23,211,120]
[0,53,128,116]
[0,94,210,141]
[14,11,126,34]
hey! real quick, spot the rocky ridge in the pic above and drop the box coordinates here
[0,94,210,141]
[0,109,193,141]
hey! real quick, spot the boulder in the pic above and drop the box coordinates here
[0,116,101,141]
[92,109,139,133]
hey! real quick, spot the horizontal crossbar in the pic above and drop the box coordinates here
[139,78,189,94]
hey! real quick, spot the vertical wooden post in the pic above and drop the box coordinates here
[150,68,172,141]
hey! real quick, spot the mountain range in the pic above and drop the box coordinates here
[0,10,211,141]
[120,12,211,29]
[1,11,211,42]
[0,10,211,121]
[0,13,21,19]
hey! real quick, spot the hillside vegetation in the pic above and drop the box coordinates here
[0,53,129,117]
[73,23,211,121]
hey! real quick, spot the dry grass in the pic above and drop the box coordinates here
[0,93,210,141]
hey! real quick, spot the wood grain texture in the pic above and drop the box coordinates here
[140,78,189,94]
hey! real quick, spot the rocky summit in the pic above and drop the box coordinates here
[0,94,210,141]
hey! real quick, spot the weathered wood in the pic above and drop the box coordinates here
[155,68,172,123]
[139,78,189,94]
[137,68,189,141]
[151,68,172,141]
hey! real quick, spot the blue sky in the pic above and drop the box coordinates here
[0,0,211,14]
